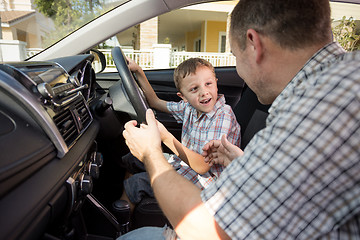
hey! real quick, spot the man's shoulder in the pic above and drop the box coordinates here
[323,50,360,90]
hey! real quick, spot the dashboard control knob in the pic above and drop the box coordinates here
[37,82,55,100]
[92,152,104,167]
[80,174,93,195]
[95,97,113,115]
[89,163,100,179]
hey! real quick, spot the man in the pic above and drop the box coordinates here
[120,0,360,239]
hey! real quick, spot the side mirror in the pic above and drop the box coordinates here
[90,48,106,73]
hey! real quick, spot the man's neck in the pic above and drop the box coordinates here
[262,37,331,103]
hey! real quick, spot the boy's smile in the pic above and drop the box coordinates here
[177,66,218,116]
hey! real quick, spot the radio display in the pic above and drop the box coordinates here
[18,64,69,87]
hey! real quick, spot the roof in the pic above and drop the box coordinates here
[331,0,360,3]
[0,11,35,24]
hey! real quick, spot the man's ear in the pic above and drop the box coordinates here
[246,29,263,64]
[177,92,188,102]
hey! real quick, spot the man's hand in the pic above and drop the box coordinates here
[202,135,244,167]
[122,109,162,162]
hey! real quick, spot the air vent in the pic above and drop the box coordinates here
[53,96,92,148]
[74,98,92,131]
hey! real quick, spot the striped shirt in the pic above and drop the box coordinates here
[167,94,241,189]
[201,42,360,239]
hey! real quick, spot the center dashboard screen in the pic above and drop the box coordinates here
[10,62,69,87]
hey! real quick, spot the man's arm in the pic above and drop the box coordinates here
[127,58,169,113]
[123,109,230,240]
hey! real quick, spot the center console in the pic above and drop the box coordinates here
[0,56,129,239]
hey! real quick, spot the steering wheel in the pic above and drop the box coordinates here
[110,46,149,123]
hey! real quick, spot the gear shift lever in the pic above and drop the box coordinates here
[112,200,130,234]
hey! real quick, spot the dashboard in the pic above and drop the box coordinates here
[0,54,104,239]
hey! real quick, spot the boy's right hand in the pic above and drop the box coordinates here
[202,135,243,167]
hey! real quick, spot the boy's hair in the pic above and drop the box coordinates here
[230,0,332,50]
[173,58,215,91]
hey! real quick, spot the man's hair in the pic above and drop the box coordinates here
[230,0,332,50]
[173,58,215,91]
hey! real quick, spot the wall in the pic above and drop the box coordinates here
[139,17,158,50]
[186,30,200,52]
[2,27,15,40]
[0,0,32,11]
[204,20,226,52]
[0,39,26,61]
[331,2,360,20]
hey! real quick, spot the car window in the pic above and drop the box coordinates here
[95,1,238,72]
[1,0,359,68]
[95,0,360,72]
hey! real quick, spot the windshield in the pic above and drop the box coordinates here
[0,0,359,70]
[35,0,128,49]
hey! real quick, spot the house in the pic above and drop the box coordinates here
[115,1,237,53]
[0,0,53,61]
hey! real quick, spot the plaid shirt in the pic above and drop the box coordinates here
[201,43,360,239]
[167,94,241,189]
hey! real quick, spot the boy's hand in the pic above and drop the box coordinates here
[126,57,142,73]
[202,135,243,167]
[156,120,171,142]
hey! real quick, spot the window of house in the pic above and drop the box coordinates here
[219,32,226,53]
[194,38,201,52]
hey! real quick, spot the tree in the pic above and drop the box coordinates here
[34,0,104,47]
[332,16,360,51]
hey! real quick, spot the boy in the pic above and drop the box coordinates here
[120,57,241,206]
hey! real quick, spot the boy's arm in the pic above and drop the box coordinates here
[158,121,211,174]
[127,58,170,113]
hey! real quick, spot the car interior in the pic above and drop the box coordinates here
[0,42,271,239]
[1,0,359,238]
[10,0,357,238]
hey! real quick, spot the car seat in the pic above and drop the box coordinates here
[128,84,271,230]
[233,84,271,150]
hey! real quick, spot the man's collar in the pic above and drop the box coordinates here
[270,42,345,111]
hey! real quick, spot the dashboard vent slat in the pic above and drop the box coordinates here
[53,108,77,146]
[53,96,92,148]
[74,98,92,131]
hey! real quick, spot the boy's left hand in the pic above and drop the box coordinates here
[126,57,142,73]
[156,120,170,142]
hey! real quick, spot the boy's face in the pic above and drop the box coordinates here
[177,66,218,116]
